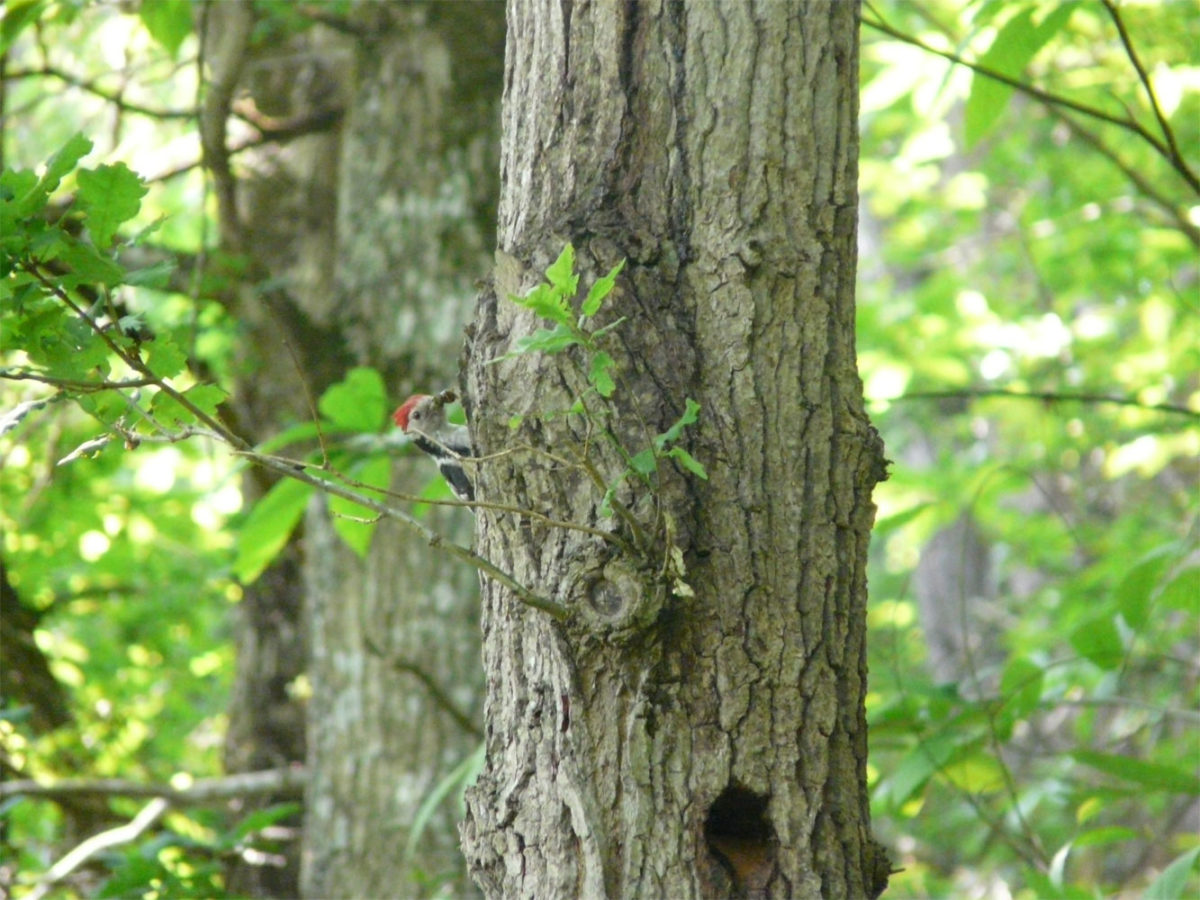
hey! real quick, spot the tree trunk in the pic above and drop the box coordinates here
[297,5,503,897]
[206,2,503,896]
[461,2,889,898]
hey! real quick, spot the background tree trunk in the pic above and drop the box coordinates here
[301,8,503,894]
[206,3,503,896]
[461,3,889,898]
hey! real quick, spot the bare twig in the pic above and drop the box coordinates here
[0,766,306,803]
[4,64,196,119]
[238,449,569,621]
[1100,0,1196,190]
[145,107,344,183]
[0,370,161,392]
[892,388,1199,419]
[1051,110,1200,248]
[860,11,1200,194]
[28,799,170,900]
[364,638,483,739]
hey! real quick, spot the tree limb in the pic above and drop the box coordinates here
[894,388,1199,419]
[1050,110,1200,248]
[28,799,170,900]
[197,0,255,246]
[0,766,306,803]
[4,64,196,120]
[1099,0,1197,191]
[860,10,1200,194]
[364,639,484,739]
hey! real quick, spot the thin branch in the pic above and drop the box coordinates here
[1099,0,1195,189]
[28,799,169,900]
[0,370,161,392]
[197,0,254,246]
[860,12,1200,195]
[1051,110,1200,248]
[364,638,483,739]
[239,449,570,621]
[16,267,567,619]
[0,767,306,803]
[23,263,250,449]
[4,64,196,119]
[892,388,1199,419]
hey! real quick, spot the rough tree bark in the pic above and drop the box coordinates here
[461,2,890,899]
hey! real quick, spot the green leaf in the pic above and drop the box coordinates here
[939,751,1006,794]
[873,502,935,536]
[964,5,1075,148]
[588,351,616,397]
[31,314,110,376]
[76,163,148,247]
[0,168,40,230]
[590,315,628,339]
[77,390,129,427]
[0,0,48,56]
[42,133,93,193]
[56,236,125,286]
[187,383,229,418]
[1115,547,1173,629]
[318,367,386,432]
[226,802,303,845]
[668,446,708,479]
[145,336,187,379]
[256,420,325,455]
[512,324,580,355]
[150,384,227,427]
[884,731,970,808]
[544,243,578,296]
[329,454,390,557]
[999,655,1043,724]
[1071,751,1200,795]
[235,477,314,583]
[9,133,92,219]
[511,283,573,326]
[123,259,176,289]
[656,397,701,448]
[402,743,485,867]
[630,448,656,477]
[1144,847,1200,900]
[599,475,626,518]
[1069,614,1123,670]
[582,258,625,316]
[139,0,192,56]
[1072,826,1138,849]
[1158,563,1199,615]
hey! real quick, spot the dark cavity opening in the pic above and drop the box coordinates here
[704,785,775,896]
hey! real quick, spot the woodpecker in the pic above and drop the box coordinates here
[392,391,474,503]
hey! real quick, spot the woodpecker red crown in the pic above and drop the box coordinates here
[392,394,431,431]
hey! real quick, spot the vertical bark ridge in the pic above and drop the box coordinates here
[464,2,886,897]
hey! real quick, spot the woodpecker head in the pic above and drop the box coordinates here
[392,394,432,433]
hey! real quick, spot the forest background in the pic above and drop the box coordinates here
[1,1,1197,898]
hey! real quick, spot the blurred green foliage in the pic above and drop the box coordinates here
[0,1,1196,898]
[859,1,1198,897]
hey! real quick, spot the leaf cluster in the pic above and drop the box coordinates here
[500,244,707,526]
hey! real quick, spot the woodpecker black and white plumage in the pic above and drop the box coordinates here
[392,391,474,503]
